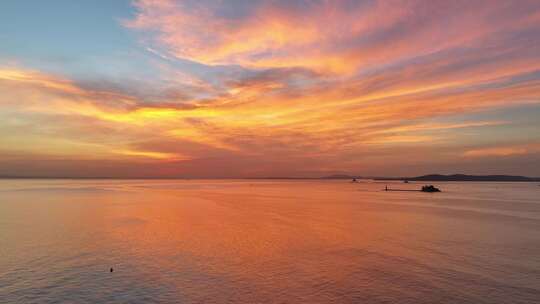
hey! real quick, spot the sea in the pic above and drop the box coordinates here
[1,179,539,303]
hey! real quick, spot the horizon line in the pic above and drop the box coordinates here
[1,173,539,180]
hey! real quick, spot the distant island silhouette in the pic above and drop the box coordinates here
[322,174,540,182]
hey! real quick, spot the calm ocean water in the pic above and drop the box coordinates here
[1,179,539,303]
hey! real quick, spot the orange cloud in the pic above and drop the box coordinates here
[113,149,188,160]
[463,144,540,158]
[3,64,539,169]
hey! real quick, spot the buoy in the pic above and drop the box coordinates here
[110,267,114,273]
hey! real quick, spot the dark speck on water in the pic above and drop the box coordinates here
[110,268,113,273]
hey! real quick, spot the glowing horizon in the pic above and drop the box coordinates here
[1,0,539,178]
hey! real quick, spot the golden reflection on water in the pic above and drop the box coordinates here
[1,180,539,303]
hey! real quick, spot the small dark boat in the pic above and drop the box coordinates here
[403,180,409,183]
[351,178,358,183]
[421,185,441,192]
[384,184,441,192]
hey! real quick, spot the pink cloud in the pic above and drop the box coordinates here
[126,0,540,74]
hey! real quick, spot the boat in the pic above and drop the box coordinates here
[383,185,442,192]
[421,185,441,192]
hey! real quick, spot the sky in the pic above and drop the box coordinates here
[1,0,540,178]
